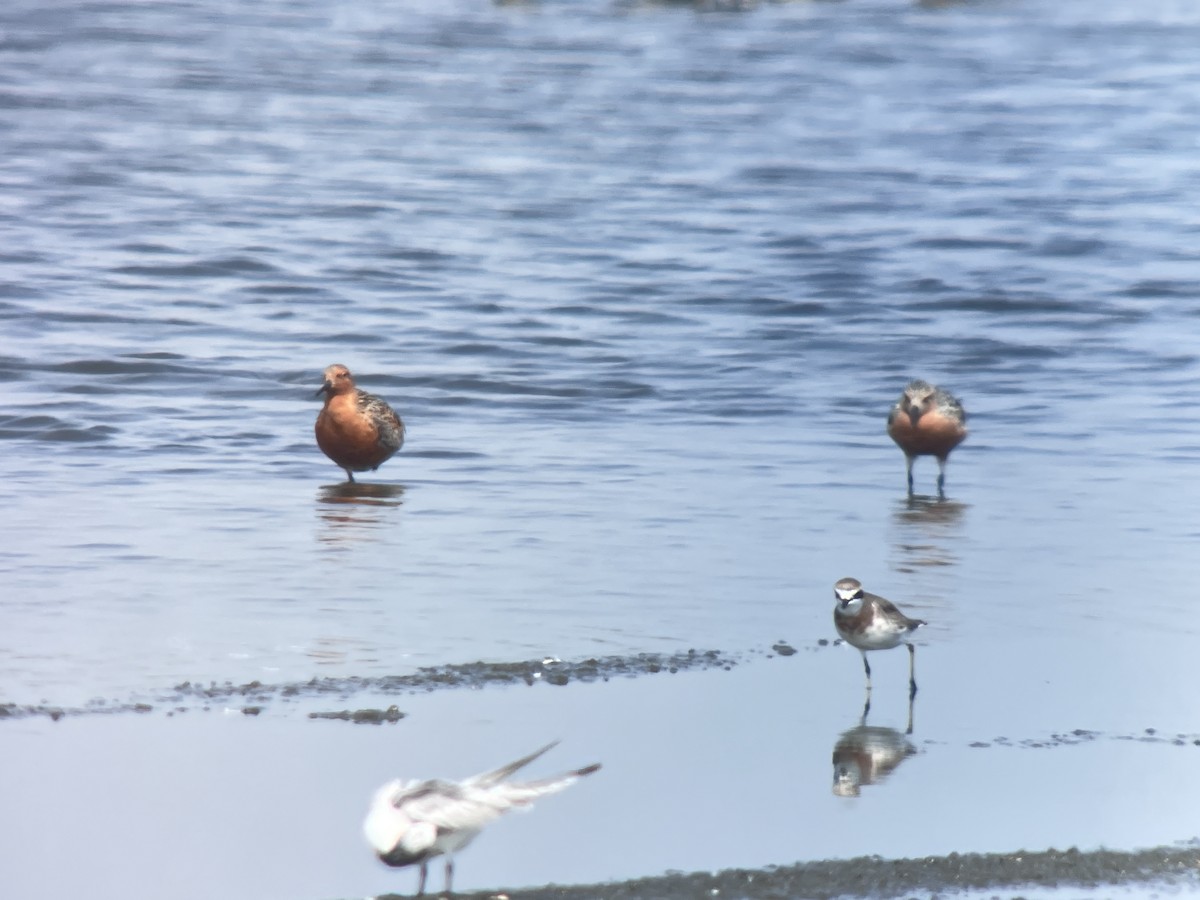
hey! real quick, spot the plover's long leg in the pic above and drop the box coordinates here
[445,858,454,895]
[860,651,873,691]
[416,861,428,897]
[907,642,918,699]
[935,456,947,496]
[905,455,915,494]
[905,689,915,735]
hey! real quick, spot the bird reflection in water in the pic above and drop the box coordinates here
[890,494,968,573]
[832,720,919,798]
[832,694,918,798]
[316,482,405,543]
[896,494,968,529]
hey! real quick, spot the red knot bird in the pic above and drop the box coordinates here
[314,363,404,482]
[363,741,601,896]
[886,379,967,496]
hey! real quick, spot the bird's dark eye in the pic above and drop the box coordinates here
[853,590,863,600]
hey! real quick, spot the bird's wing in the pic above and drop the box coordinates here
[395,778,515,833]
[356,389,404,450]
[868,593,922,628]
[402,761,600,829]
[873,594,903,616]
[484,763,603,810]
[466,741,561,788]
[941,391,966,423]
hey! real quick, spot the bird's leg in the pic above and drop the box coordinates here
[905,455,915,495]
[345,468,356,483]
[416,861,427,896]
[936,456,947,497]
[907,642,918,699]
[444,858,454,895]
[859,652,873,721]
[906,686,916,735]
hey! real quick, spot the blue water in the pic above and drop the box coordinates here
[2,0,1200,897]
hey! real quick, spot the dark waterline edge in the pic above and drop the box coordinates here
[7,643,1200,763]
[398,843,1200,900]
[0,644,768,721]
[5,644,1200,757]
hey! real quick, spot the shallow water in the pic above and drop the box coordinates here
[2,0,1200,896]
[5,660,1200,899]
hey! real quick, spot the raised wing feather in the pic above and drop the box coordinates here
[467,741,559,787]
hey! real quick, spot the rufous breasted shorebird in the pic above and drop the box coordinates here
[833,577,925,700]
[886,379,967,496]
[314,363,404,482]
[363,741,601,896]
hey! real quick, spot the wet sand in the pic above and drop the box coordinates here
[0,647,746,720]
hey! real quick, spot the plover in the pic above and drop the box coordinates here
[363,741,601,896]
[833,577,925,699]
[832,723,918,797]
[314,363,404,482]
[886,379,967,496]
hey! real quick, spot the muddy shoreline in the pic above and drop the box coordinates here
[5,647,1200,756]
[0,646,761,720]
[404,844,1200,900]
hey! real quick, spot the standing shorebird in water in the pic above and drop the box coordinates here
[886,379,967,496]
[314,363,404,483]
[363,741,601,896]
[833,577,925,702]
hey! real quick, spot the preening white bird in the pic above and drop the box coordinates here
[363,740,601,896]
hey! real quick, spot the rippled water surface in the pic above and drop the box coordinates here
[2,0,1200,896]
